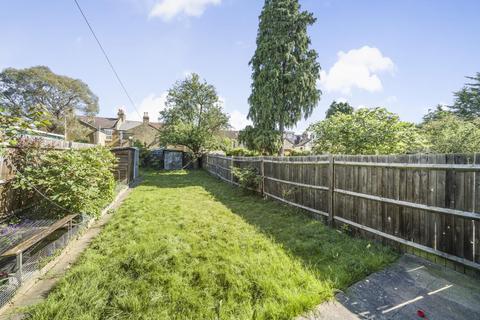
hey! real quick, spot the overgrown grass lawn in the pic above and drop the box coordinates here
[29,170,397,319]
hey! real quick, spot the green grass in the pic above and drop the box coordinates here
[28,170,397,320]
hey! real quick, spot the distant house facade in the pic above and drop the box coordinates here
[283,132,313,153]
[219,130,244,149]
[78,109,162,148]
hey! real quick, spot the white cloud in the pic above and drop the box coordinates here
[128,92,168,122]
[230,110,251,131]
[149,0,221,20]
[319,46,395,94]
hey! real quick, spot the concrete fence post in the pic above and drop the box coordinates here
[16,252,23,284]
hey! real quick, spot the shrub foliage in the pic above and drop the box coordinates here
[232,166,262,191]
[421,113,480,153]
[225,147,259,157]
[13,146,116,218]
[310,108,426,155]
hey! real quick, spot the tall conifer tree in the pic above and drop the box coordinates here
[451,73,480,119]
[248,0,321,155]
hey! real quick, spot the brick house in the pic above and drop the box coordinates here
[78,109,162,148]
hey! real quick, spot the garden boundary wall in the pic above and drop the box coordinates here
[204,153,480,275]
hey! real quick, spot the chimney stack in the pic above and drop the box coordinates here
[117,108,126,122]
[143,112,150,124]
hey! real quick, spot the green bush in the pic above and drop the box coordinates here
[13,147,116,218]
[288,150,312,156]
[133,140,152,168]
[232,166,262,191]
[226,147,259,157]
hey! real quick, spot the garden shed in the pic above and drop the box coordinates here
[110,147,139,184]
[150,149,188,170]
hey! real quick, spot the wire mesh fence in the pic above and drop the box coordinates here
[0,215,91,308]
[0,219,55,255]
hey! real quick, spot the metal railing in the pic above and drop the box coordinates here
[0,215,91,308]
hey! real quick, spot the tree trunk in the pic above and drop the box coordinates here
[278,121,285,156]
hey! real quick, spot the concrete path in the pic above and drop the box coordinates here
[0,188,132,320]
[300,254,480,320]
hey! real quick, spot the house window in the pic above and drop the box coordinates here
[103,129,113,141]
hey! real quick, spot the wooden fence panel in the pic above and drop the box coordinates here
[333,154,479,268]
[204,153,480,271]
[110,147,139,185]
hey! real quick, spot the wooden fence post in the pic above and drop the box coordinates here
[328,154,335,225]
[231,157,234,183]
[260,157,265,197]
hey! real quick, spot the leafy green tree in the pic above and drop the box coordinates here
[248,0,321,155]
[450,73,480,119]
[64,114,93,143]
[421,113,480,153]
[239,125,281,155]
[422,104,453,123]
[325,101,354,118]
[158,74,229,158]
[0,66,99,134]
[310,108,425,155]
[0,105,49,150]
[216,136,235,154]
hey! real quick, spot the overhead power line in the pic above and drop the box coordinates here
[0,2,143,224]
[72,0,142,119]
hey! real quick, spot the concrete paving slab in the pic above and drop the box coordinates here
[303,254,480,320]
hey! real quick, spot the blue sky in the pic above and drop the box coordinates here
[1,0,479,133]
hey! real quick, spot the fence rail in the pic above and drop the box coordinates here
[204,153,480,272]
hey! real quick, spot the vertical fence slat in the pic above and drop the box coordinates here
[328,155,335,224]
[475,154,480,264]
[463,154,475,263]
[454,155,466,272]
